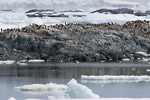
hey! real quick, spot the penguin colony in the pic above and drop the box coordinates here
[0,20,150,39]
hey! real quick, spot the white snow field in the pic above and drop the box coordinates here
[81,75,150,83]
[0,0,150,29]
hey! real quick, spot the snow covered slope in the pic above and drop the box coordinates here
[0,0,148,11]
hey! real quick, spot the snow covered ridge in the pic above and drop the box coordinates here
[81,75,150,83]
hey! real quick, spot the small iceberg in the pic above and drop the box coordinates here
[67,79,100,99]
[0,60,15,65]
[28,59,45,63]
[81,75,150,83]
[8,97,16,100]
[15,83,70,95]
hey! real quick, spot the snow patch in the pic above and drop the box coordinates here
[67,79,100,99]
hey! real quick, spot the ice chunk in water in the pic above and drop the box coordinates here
[15,83,70,95]
[8,97,16,100]
[81,75,150,83]
[67,79,100,99]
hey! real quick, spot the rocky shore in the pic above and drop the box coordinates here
[0,20,150,62]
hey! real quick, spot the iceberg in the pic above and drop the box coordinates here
[67,79,100,99]
[81,75,150,83]
[8,97,16,100]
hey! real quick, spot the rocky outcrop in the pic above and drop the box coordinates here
[0,21,150,62]
[92,8,150,16]
[91,8,134,14]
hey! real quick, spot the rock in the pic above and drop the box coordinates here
[0,21,150,62]
[134,11,146,16]
[92,8,134,14]
[146,10,150,15]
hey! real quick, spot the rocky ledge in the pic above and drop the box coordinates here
[0,20,150,62]
[92,8,150,16]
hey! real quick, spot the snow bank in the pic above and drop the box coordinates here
[0,60,15,65]
[15,83,70,94]
[67,79,100,99]
[81,75,150,83]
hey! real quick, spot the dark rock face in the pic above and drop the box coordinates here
[92,8,150,16]
[134,11,147,16]
[92,8,134,14]
[0,21,150,62]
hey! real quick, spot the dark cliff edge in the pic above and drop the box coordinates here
[0,20,150,62]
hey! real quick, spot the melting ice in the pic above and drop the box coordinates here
[81,75,150,83]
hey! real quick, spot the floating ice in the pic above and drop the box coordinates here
[28,59,45,63]
[8,97,16,100]
[67,79,100,99]
[17,62,28,66]
[136,51,150,57]
[81,75,150,83]
[0,60,15,65]
[48,90,70,99]
[122,58,130,61]
[15,83,70,95]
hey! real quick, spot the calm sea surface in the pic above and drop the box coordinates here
[0,63,150,100]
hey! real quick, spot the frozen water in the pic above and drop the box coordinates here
[8,97,16,100]
[0,60,15,65]
[67,79,100,99]
[81,75,150,83]
[28,59,45,63]
[15,83,70,95]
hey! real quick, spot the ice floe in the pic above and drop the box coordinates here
[17,62,28,66]
[15,83,70,95]
[0,60,15,65]
[81,75,150,83]
[8,97,16,100]
[28,59,45,63]
[136,51,150,57]
[67,79,100,99]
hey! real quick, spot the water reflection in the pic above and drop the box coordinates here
[0,63,150,78]
[0,63,150,99]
